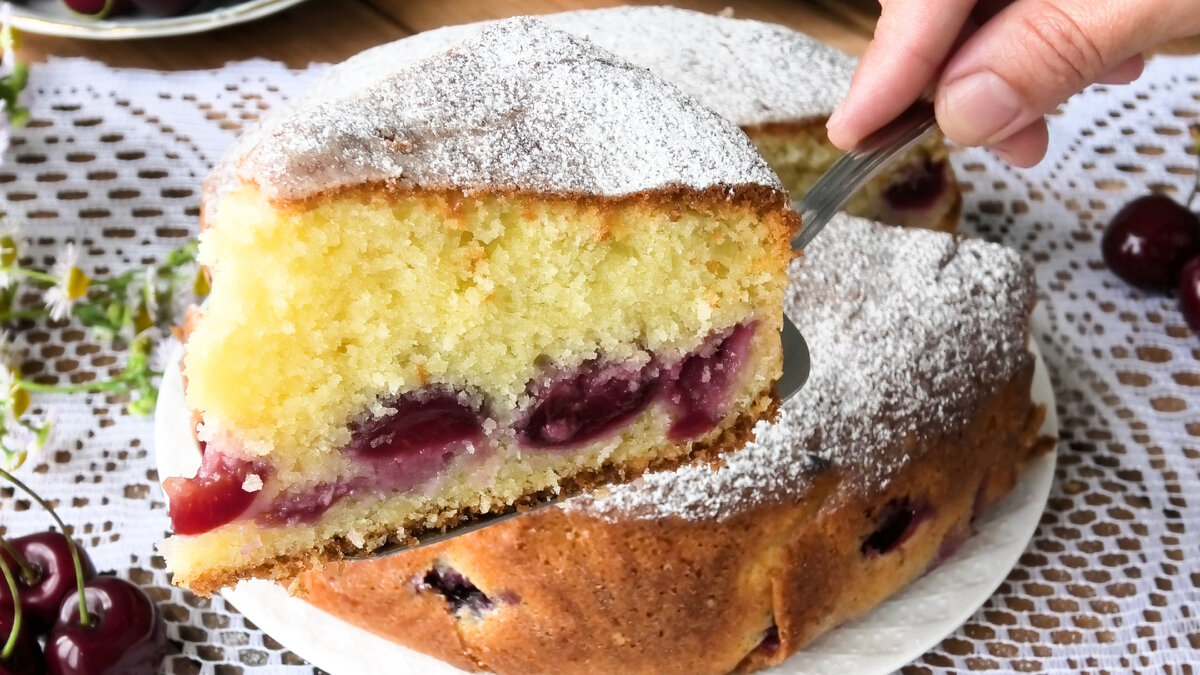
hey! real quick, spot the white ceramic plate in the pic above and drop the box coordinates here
[10,0,310,40]
[154,341,1058,675]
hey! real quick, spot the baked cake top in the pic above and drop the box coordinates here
[317,6,857,129]
[548,6,856,127]
[572,215,1037,522]
[235,17,784,203]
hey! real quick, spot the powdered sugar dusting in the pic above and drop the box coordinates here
[573,215,1036,521]
[237,17,783,203]
[548,6,855,126]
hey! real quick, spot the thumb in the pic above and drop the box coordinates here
[934,0,1200,156]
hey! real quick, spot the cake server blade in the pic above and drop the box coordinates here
[777,315,809,402]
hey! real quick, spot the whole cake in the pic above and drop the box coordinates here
[229,6,958,234]
[297,215,1053,674]
[161,19,801,595]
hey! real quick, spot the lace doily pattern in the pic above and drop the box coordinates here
[0,54,1196,673]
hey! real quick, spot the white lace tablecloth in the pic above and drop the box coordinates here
[0,53,1197,673]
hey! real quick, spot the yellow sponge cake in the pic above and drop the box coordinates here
[161,18,799,595]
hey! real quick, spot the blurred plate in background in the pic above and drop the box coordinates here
[11,0,310,39]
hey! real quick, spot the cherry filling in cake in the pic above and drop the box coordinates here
[516,360,662,449]
[163,452,269,536]
[167,323,756,535]
[345,392,487,480]
[663,322,755,441]
[860,497,932,557]
[882,159,949,211]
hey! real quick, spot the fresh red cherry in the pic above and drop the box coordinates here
[1179,256,1200,333]
[0,607,45,675]
[0,532,96,634]
[128,0,203,17]
[163,451,266,535]
[45,576,166,675]
[1101,194,1200,292]
[60,0,133,17]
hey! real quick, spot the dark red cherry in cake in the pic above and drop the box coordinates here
[128,0,203,16]
[45,576,166,675]
[163,452,263,535]
[1101,194,1200,292]
[663,323,755,441]
[0,607,46,675]
[348,393,484,462]
[517,361,660,448]
[0,532,96,634]
[1179,256,1200,333]
[60,0,133,17]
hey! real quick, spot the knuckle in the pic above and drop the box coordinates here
[1015,2,1106,87]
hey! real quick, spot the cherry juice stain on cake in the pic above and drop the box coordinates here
[163,452,268,535]
[412,563,517,618]
[663,322,756,441]
[883,159,949,211]
[860,497,932,557]
[516,360,661,449]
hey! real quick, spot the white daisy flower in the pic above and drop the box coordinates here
[152,335,180,374]
[0,221,18,290]
[142,265,159,317]
[0,4,14,80]
[43,243,89,321]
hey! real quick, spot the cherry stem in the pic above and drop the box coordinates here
[0,468,90,626]
[1188,125,1200,211]
[0,535,36,585]
[0,557,20,662]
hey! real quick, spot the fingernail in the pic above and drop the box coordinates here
[938,71,1022,145]
[826,104,844,131]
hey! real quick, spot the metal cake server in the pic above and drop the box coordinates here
[349,103,937,560]
[774,100,940,403]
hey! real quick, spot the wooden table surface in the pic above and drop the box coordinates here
[16,0,1200,70]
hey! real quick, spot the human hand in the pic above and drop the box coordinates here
[826,0,1200,167]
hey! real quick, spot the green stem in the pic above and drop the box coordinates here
[1189,126,1200,211]
[0,535,36,585]
[0,557,20,661]
[0,468,90,626]
[0,268,58,286]
[1188,155,1199,211]
[13,376,132,395]
[0,309,49,322]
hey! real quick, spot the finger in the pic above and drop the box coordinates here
[989,118,1049,167]
[935,0,1200,151]
[1095,53,1146,85]
[827,0,978,149]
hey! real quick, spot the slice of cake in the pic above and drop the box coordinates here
[296,215,1053,674]
[222,7,957,234]
[161,18,800,595]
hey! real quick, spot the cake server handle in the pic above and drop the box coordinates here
[791,100,938,250]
